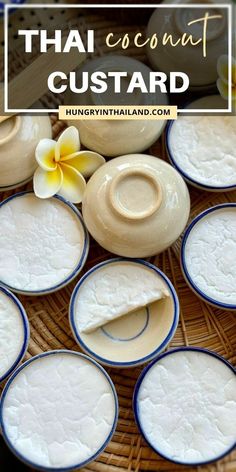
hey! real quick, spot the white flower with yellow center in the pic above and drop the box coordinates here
[33,126,105,203]
[217,55,236,104]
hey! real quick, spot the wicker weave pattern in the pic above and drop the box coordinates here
[0,6,235,472]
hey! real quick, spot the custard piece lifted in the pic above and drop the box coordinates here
[76,261,169,334]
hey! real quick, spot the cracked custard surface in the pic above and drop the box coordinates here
[168,115,236,188]
[136,350,236,463]
[75,261,169,334]
[2,353,116,468]
[0,290,25,379]
[184,208,236,305]
[0,194,85,292]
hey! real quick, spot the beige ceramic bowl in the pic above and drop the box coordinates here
[70,259,179,368]
[65,55,168,157]
[82,154,190,257]
[147,0,228,89]
[0,115,52,191]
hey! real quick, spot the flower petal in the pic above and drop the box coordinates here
[35,139,57,171]
[62,151,105,177]
[217,78,229,101]
[217,55,229,83]
[33,166,63,199]
[59,163,86,203]
[55,126,80,162]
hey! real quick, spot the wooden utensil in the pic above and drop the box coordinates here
[0,41,86,122]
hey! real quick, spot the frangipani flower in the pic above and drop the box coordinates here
[33,126,105,203]
[217,55,236,103]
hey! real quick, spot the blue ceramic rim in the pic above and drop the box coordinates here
[101,306,150,342]
[0,191,89,295]
[0,285,30,383]
[133,346,236,467]
[181,203,236,310]
[69,258,179,367]
[165,120,236,192]
[0,0,25,16]
[0,349,119,472]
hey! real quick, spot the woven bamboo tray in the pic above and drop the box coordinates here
[0,5,236,472]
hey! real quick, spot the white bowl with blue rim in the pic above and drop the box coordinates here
[0,350,119,471]
[181,203,236,310]
[69,258,179,368]
[0,285,29,383]
[133,347,236,466]
[166,95,236,192]
[0,191,89,296]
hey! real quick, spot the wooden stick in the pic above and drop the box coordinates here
[0,42,86,121]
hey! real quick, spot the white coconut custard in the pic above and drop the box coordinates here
[0,287,29,382]
[134,348,236,465]
[75,260,169,333]
[1,351,118,470]
[182,205,236,308]
[0,193,89,294]
[70,259,179,367]
[167,96,236,190]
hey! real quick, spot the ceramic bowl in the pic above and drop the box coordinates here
[82,154,190,258]
[65,55,168,156]
[133,347,236,466]
[0,192,89,295]
[166,95,236,192]
[181,204,236,310]
[146,0,228,90]
[69,258,179,368]
[0,115,52,191]
[0,286,29,383]
[0,350,118,471]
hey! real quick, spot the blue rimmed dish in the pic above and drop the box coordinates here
[133,347,236,466]
[0,285,29,383]
[69,258,179,368]
[165,95,236,192]
[181,204,236,310]
[0,191,89,296]
[0,350,119,472]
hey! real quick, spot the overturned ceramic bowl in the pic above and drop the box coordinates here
[82,154,190,257]
[69,258,179,368]
[65,55,168,156]
[0,115,52,191]
[0,286,29,383]
[146,0,228,90]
